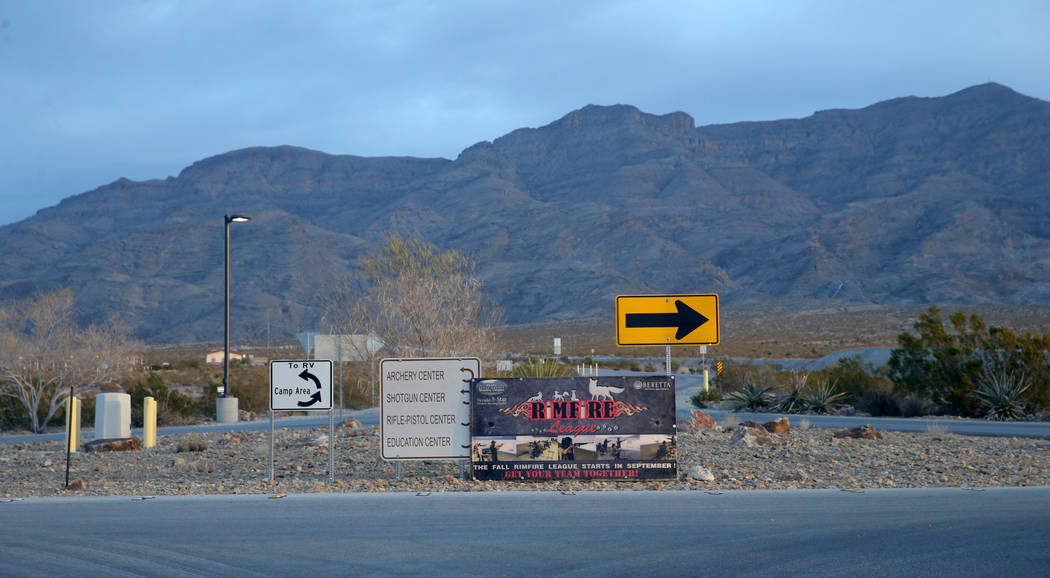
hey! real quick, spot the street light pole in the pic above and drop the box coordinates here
[220,214,250,422]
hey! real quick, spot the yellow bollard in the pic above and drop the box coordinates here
[144,396,157,448]
[704,369,710,393]
[65,396,80,453]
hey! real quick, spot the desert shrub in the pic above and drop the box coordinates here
[345,387,373,410]
[513,358,572,378]
[818,355,893,403]
[126,372,208,425]
[127,372,167,427]
[228,365,270,414]
[726,375,774,411]
[712,361,787,394]
[78,394,97,428]
[775,371,809,413]
[333,378,376,410]
[900,395,934,417]
[972,369,1031,421]
[0,395,28,431]
[858,391,902,416]
[690,389,722,409]
[803,377,846,414]
[177,438,208,452]
[605,358,629,371]
[888,307,1050,416]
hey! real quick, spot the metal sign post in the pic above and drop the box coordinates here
[269,360,334,482]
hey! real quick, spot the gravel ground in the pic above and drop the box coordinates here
[3,421,1049,498]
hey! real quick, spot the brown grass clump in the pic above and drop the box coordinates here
[176,439,208,453]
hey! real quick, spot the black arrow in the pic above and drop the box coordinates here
[297,391,322,407]
[299,369,321,389]
[296,369,323,407]
[625,299,708,340]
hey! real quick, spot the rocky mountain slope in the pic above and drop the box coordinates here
[0,82,1047,343]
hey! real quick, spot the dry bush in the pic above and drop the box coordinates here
[177,439,208,453]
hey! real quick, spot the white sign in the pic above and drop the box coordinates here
[270,360,333,411]
[381,357,479,460]
[314,334,384,362]
[553,337,561,356]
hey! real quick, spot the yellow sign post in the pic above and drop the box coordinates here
[616,294,719,346]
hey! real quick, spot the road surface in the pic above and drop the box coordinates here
[2,488,1047,576]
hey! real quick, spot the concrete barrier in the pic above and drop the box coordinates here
[217,396,239,424]
[94,392,131,439]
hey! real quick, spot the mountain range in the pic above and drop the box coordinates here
[1,82,1048,343]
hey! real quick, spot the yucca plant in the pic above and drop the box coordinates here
[803,377,846,414]
[776,371,809,413]
[973,369,1031,421]
[726,375,774,411]
[512,357,571,378]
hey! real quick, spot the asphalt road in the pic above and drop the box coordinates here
[2,488,1048,576]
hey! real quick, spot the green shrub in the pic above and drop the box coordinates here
[0,395,27,431]
[818,355,893,403]
[126,372,206,425]
[726,375,774,411]
[887,307,1050,417]
[228,366,270,414]
[690,389,722,409]
[712,361,788,394]
[973,370,1031,421]
[900,395,934,417]
[803,377,846,414]
[513,358,572,378]
[775,371,809,413]
[858,391,901,416]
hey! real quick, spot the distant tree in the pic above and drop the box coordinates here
[319,234,499,361]
[0,289,139,432]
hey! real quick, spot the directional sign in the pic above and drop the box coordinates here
[381,357,479,460]
[270,360,333,411]
[616,294,719,346]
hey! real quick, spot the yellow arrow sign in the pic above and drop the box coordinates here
[616,294,719,346]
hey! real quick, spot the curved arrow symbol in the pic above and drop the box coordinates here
[625,299,709,340]
[299,369,321,389]
[460,367,475,383]
[296,369,322,407]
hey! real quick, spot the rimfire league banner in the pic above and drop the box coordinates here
[471,376,676,481]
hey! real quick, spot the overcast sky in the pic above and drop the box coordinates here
[1,0,1047,225]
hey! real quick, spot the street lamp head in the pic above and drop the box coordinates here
[226,214,251,223]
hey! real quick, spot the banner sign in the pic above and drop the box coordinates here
[471,375,676,481]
